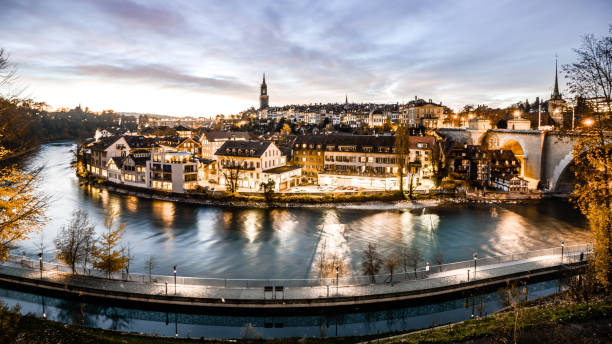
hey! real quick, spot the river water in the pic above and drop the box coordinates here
[17,142,591,279]
[0,141,593,339]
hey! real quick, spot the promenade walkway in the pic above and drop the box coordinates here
[0,244,592,307]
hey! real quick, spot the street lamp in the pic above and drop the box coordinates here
[473,253,478,280]
[583,118,594,127]
[561,240,565,264]
[335,266,339,296]
[173,265,177,295]
[38,253,43,279]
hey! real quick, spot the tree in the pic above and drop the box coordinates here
[54,209,95,274]
[280,123,292,136]
[145,255,155,283]
[222,161,244,193]
[564,26,612,286]
[383,253,400,285]
[402,245,422,278]
[123,242,134,280]
[433,250,444,272]
[361,243,382,283]
[430,142,447,188]
[394,125,411,198]
[93,210,128,278]
[259,178,275,202]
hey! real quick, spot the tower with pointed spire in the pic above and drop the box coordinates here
[548,56,567,127]
[259,73,269,110]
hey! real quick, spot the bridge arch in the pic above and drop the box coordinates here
[499,136,528,177]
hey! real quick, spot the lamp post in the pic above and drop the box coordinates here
[335,266,339,296]
[173,265,177,295]
[572,103,576,131]
[561,240,565,264]
[473,253,478,280]
[38,253,43,279]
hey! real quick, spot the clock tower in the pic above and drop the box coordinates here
[259,73,269,110]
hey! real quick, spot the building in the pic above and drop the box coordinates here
[259,74,269,110]
[147,148,200,193]
[199,131,252,159]
[400,97,444,127]
[292,134,436,189]
[493,175,529,192]
[446,144,521,188]
[214,140,300,191]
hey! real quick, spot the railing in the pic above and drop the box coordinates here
[0,244,592,301]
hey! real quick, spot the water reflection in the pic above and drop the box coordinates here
[15,142,592,279]
[0,278,563,338]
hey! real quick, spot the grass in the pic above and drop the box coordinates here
[379,296,612,343]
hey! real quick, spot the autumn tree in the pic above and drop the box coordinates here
[361,243,382,283]
[54,209,96,274]
[564,26,612,286]
[93,210,128,278]
[0,49,48,261]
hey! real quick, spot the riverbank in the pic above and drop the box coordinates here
[79,175,554,210]
[2,290,609,343]
[0,246,592,315]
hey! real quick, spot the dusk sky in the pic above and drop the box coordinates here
[1,0,610,117]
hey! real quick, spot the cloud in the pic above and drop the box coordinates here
[68,63,252,94]
[0,0,611,114]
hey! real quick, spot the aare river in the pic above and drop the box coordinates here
[0,141,593,339]
[17,142,591,279]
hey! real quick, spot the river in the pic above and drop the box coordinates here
[16,141,591,279]
[0,141,593,339]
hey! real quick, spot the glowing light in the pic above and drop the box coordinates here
[583,118,594,126]
[513,110,521,118]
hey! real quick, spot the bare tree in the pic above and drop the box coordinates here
[315,240,327,281]
[564,26,612,286]
[402,245,422,278]
[394,125,410,198]
[123,242,135,280]
[222,161,245,193]
[384,253,401,285]
[54,209,95,275]
[361,243,382,283]
[434,250,444,272]
[145,255,155,283]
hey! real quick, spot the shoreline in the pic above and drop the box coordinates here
[78,175,556,209]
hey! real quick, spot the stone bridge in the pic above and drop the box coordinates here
[439,128,579,192]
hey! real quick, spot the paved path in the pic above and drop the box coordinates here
[0,247,589,304]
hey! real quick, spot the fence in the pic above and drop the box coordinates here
[0,243,592,301]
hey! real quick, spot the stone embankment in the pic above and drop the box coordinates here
[80,176,555,209]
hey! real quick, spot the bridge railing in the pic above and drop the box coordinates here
[0,243,593,300]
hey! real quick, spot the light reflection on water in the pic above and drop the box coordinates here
[17,142,592,279]
[0,279,562,339]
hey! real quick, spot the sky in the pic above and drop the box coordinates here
[0,0,610,117]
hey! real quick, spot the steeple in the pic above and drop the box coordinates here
[345,94,348,104]
[259,73,269,109]
[551,55,562,100]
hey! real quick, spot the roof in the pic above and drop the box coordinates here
[174,125,192,131]
[125,154,149,166]
[293,134,435,151]
[202,131,252,142]
[265,166,301,174]
[215,140,273,157]
[108,156,125,167]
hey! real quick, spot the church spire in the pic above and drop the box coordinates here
[345,94,348,104]
[552,55,561,100]
[262,73,266,85]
